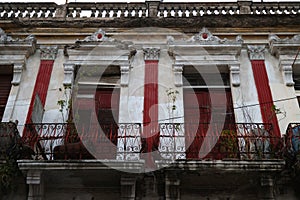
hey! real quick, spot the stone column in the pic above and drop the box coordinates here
[165,172,180,200]
[27,170,44,200]
[121,176,136,200]
[259,175,275,200]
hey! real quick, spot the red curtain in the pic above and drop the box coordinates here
[184,89,235,159]
[184,89,211,159]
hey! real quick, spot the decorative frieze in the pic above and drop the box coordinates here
[143,47,160,60]
[229,64,240,87]
[80,29,114,42]
[173,64,183,87]
[63,63,75,86]
[11,63,24,86]
[169,27,243,45]
[247,45,265,60]
[40,46,58,60]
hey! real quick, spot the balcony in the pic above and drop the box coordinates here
[21,122,283,162]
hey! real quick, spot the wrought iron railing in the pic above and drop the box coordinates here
[22,122,283,161]
[22,122,142,160]
[0,1,299,19]
[159,122,282,160]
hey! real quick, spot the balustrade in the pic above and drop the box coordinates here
[21,122,283,161]
[0,1,299,19]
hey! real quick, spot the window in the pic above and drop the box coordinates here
[293,68,300,107]
[74,65,121,159]
[183,65,235,159]
[0,65,13,121]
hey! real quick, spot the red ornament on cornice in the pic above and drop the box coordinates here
[97,33,103,40]
[202,33,208,39]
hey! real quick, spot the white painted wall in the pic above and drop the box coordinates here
[43,49,68,123]
[265,51,300,135]
[232,49,262,124]
[119,50,144,124]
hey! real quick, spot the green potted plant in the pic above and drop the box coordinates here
[220,130,238,159]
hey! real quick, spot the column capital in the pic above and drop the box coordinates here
[40,46,58,60]
[143,47,160,60]
[247,45,265,60]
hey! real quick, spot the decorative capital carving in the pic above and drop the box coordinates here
[229,64,240,87]
[40,46,58,60]
[143,47,160,60]
[247,45,265,60]
[11,63,24,86]
[63,63,75,86]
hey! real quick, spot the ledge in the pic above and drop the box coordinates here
[17,159,145,173]
[156,159,286,172]
[1,15,300,29]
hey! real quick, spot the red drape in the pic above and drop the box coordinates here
[251,60,280,137]
[184,89,235,159]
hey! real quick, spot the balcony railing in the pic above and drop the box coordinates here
[0,1,299,20]
[160,122,282,160]
[22,122,142,160]
[22,122,283,161]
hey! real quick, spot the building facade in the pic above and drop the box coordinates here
[0,0,300,199]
